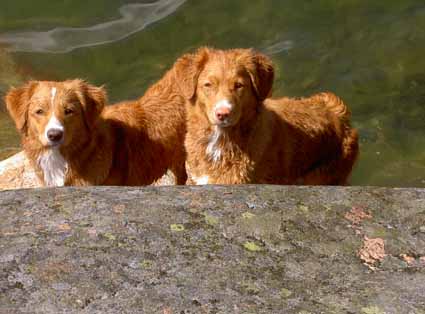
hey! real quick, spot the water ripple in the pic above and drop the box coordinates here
[261,40,294,56]
[0,0,187,53]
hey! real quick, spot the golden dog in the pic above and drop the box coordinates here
[5,78,187,186]
[175,47,359,185]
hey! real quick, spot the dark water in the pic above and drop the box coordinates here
[0,0,424,187]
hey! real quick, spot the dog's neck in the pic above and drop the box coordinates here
[23,124,112,186]
[59,128,113,186]
[204,122,254,164]
[37,148,68,187]
[201,103,271,169]
[186,102,270,184]
[206,126,224,163]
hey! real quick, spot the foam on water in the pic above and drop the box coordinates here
[0,0,187,53]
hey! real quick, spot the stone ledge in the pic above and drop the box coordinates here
[1,186,424,314]
[0,152,40,190]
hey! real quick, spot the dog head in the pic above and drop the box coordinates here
[175,47,274,128]
[5,79,106,150]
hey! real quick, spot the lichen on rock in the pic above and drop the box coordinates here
[0,185,424,313]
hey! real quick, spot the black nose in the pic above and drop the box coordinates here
[47,129,64,143]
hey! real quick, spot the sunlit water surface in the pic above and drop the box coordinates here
[0,0,424,187]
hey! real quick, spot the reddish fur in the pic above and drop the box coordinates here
[5,73,187,186]
[176,47,359,185]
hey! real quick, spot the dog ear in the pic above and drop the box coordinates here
[174,47,210,101]
[4,81,38,134]
[246,50,274,101]
[74,80,106,129]
[84,83,106,128]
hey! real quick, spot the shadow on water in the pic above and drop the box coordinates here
[0,0,424,187]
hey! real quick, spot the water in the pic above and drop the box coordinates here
[0,0,187,53]
[0,0,424,187]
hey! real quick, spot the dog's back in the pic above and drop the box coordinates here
[101,67,187,185]
[264,92,359,185]
[100,101,171,185]
[316,93,359,184]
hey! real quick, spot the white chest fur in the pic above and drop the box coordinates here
[206,127,222,163]
[37,148,68,187]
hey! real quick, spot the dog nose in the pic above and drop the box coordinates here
[215,107,231,121]
[47,129,64,143]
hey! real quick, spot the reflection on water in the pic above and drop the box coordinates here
[0,0,424,187]
[262,40,294,56]
[0,0,186,53]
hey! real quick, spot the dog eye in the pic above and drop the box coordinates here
[64,108,74,115]
[204,82,212,88]
[235,82,244,89]
[35,109,44,115]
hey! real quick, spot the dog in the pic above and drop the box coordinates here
[175,47,359,185]
[5,77,187,187]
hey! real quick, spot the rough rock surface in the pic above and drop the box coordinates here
[1,185,424,314]
[0,152,40,190]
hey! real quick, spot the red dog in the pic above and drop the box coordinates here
[175,47,359,185]
[5,78,187,186]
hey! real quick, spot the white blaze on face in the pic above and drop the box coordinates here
[44,87,64,144]
[214,99,233,112]
[51,86,57,106]
[38,86,68,187]
[212,98,234,128]
[44,116,64,143]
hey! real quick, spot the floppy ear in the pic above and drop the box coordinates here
[173,47,210,101]
[82,82,106,128]
[4,81,38,134]
[247,51,274,101]
[70,80,106,129]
